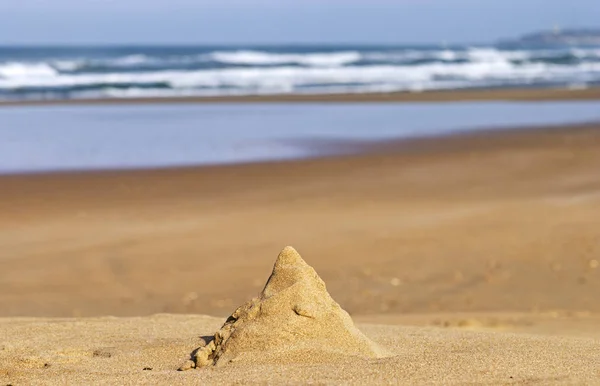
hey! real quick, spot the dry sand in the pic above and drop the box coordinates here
[2,313,600,385]
[1,122,600,384]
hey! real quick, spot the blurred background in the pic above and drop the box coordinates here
[1,0,600,102]
[1,0,600,172]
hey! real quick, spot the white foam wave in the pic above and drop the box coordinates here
[363,48,529,63]
[364,47,600,64]
[15,47,599,82]
[0,62,58,78]
[467,48,529,62]
[80,80,473,99]
[2,46,600,101]
[348,50,437,63]
[2,60,599,92]
[210,50,362,67]
[48,54,204,73]
[52,60,85,72]
[571,48,600,59]
[111,54,155,66]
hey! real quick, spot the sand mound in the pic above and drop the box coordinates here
[180,246,390,369]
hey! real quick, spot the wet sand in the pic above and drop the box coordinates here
[1,122,600,384]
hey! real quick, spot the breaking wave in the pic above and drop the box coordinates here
[1,45,599,100]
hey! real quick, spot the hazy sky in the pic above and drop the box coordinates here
[0,0,598,45]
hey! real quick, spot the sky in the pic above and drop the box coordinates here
[0,0,598,45]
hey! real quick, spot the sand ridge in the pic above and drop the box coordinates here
[181,247,389,370]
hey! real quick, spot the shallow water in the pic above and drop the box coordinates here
[0,101,599,174]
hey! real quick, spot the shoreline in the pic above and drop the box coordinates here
[1,87,600,107]
[1,120,598,178]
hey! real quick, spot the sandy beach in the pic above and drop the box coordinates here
[2,120,600,384]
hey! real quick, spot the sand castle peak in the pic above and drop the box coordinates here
[179,246,390,370]
[261,246,325,298]
[274,245,304,266]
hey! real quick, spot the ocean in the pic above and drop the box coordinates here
[1,44,600,101]
[1,102,599,174]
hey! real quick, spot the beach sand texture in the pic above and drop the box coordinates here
[1,122,600,384]
[180,246,389,371]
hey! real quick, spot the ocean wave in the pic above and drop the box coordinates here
[4,47,599,78]
[64,84,434,99]
[1,61,599,93]
[209,50,362,67]
[364,47,600,65]
[0,62,58,78]
[2,45,600,100]
[52,60,85,72]
[50,55,189,72]
[362,48,527,64]
[47,54,206,74]
[47,51,363,73]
